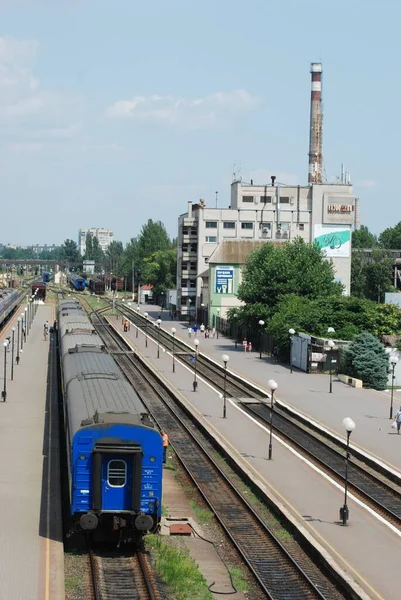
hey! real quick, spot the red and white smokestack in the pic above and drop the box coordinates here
[308,62,323,184]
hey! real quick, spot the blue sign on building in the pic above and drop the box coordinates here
[215,266,234,294]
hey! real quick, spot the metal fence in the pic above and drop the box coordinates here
[216,317,279,358]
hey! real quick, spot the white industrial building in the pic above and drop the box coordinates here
[176,179,360,320]
[78,228,114,255]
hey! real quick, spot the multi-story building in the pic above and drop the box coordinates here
[176,179,360,320]
[78,228,114,255]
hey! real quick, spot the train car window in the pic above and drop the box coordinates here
[107,460,127,487]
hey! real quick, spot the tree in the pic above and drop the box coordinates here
[379,222,401,249]
[238,237,343,312]
[91,237,104,270]
[142,249,177,294]
[340,332,389,390]
[105,241,124,275]
[351,225,378,248]
[351,248,394,301]
[84,233,93,260]
[59,239,81,264]
[137,219,172,263]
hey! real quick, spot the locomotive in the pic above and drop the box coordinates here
[58,298,163,542]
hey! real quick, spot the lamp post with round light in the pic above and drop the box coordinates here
[24,307,27,341]
[340,417,356,526]
[144,312,149,347]
[233,313,238,348]
[258,320,265,359]
[171,327,176,373]
[11,327,15,381]
[328,340,335,393]
[216,308,220,338]
[2,340,8,401]
[389,356,399,419]
[289,328,295,372]
[188,299,192,325]
[222,354,229,418]
[267,379,278,460]
[16,318,21,365]
[156,318,161,358]
[136,306,140,338]
[193,339,199,391]
[21,312,25,350]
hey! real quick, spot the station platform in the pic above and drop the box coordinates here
[0,305,64,600]
[114,303,401,600]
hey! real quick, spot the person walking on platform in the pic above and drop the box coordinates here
[43,324,48,341]
[123,319,129,332]
[248,341,252,353]
[188,326,192,338]
[161,431,169,464]
[243,339,247,352]
[193,324,198,336]
[395,407,401,434]
[200,323,205,336]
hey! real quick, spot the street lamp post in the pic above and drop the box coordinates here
[188,298,192,325]
[171,327,176,373]
[21,313,24,350]
[136,306,140,338]
[216,308,220,339]
[11,327,15,381]
[258,320,265,359]
[289,328,295,372]
[24,308,27,341]
[267,379,278,459]
[340,417,356,526]
[389,356,399,419]
[2,341,8,401]
[144,312,148,347]
[193,339,199,391]
[156,318,161,358]
[16,318,20,365]
[222,354,229,418]
[328,340,335,393]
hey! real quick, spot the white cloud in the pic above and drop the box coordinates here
[107,90,259,125]
[8,142,43,153]
[0,36,38,64]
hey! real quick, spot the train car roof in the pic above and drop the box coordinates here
[64,351,145,435]
[59,319,95,338]
[60,335,104,357]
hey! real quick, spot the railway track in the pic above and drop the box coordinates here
[116,303,401,530]
[91,310,351,600]
[89,547,160,600]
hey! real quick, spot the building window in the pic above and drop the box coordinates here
[241,222,253,230]
[107,460,127,487]
[259,222,272,230]
[280,197,290,204]
[205,236,217,242]
[298,223,305,231]
[223,222,236,229]
[279,222,290,231]
[242,196,254,203]
[260,196,272,203]
[205,221,217,228]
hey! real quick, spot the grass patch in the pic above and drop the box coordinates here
[228,566,249,592]
[188,500,213,525]
[145,534,214,600]
[162,504,168,517]
[64,574,81,592]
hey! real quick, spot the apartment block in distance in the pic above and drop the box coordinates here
[78,228,114,255]
[176,179,360,320]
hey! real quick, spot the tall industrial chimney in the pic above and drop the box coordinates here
[308,63,323,184]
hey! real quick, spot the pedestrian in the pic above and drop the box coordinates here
[43,324,48,341]
[212,327,216,339]
[53,320,57,332]
[193,324,198,336]
[248,341,252,353]
[243,339,247,352]
[123,319,129,332]
[200,323,205,336]
[44,321,49,333]
[394,407,401,434]
[161,431,169,464]
[158,312,162,320]
[188,326,192,338]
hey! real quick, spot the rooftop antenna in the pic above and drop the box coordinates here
[215,191,218,208]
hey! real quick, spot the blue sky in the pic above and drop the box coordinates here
[0,0,399,246]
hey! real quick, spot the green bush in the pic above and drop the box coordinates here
[340,332,389,390]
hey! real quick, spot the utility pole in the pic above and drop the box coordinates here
[132,258,135,301]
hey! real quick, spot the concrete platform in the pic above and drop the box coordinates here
[111,305,401,600]
[161,467,246,598]
[0,304,64,600]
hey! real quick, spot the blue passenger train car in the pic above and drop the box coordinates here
[68,273,86,291]
[42,272,52,283]
[0,288,19,327]
[58,299,163,542]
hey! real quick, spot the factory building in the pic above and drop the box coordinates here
[78,228,114,255]
[175,62,361,321]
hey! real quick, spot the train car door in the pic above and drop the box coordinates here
[102,456,133,510]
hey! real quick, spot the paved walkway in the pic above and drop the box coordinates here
[138,305,401,474]
[0,304,64,600]
[113,303,401,600]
